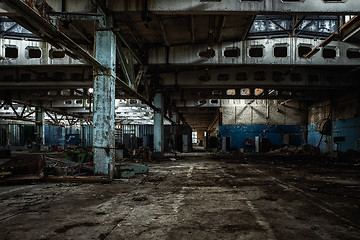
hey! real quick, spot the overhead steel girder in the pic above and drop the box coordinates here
[49,12,104,21]
[169,88,339,101]
[158,66,356,89]
[0,39,86,66]
[0,81,92,89]
[305,16,360,58]
[149,37,360,66]
[17,0,359,15]
[108,0,360,15]
[1,0,157,111]
[1,0,105,71]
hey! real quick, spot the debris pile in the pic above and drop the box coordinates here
[0,153,45,182]
[267,144,320,156]
[45,156,94,176]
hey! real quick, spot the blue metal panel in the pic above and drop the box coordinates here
[8,125,22,146]
[308,118,360,153]
[307,124,331,153]
[219,125,305,151]
[307,124,322,150]
[333,118,360,152]
[82,125,93,147]
[65,134,80,146]
[45,125,65,146]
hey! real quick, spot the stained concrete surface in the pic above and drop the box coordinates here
[0,153,359,240]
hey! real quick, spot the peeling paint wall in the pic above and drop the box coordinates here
[308,92,360,153]
[221,99,306,125]
[219,99,307,151]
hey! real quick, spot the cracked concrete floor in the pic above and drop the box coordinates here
[0,154,359,240]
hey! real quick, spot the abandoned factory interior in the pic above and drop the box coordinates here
[1,0,360,239]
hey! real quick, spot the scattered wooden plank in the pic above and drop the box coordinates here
[43,176,112,184]
[5,174,42,181]
[0,172,12,176]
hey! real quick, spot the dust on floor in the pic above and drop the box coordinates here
[1,154,359,240]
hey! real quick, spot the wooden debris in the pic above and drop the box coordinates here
[43,176,112,184]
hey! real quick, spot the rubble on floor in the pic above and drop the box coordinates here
[1,155,359,239]
[0,152,45,182]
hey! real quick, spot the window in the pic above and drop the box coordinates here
[249,46,264,57]
[5,46,18,58]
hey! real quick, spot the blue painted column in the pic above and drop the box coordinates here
[93,30,116,178]
[170,113,177,153]
[35,107,45,146]
[154,93,164,155]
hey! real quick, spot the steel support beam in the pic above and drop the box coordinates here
[0,39,85,66]
[93,30,116,178]
[305,16,360,58]
[49,12,103,21]
[154,92,164,155]
[116,39,135,88]
[35,107,45,146]
[2,0,106,71]
[158,66,356,89]
[107,0,360,15]
[149,37,360,66]
[1,1,158,113]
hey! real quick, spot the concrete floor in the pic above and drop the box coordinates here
[1,153,360,240]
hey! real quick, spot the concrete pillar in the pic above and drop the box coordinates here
[154,93,164,155]
[93,30,116,178]
[35,107,45,146]
[170,113,177,153]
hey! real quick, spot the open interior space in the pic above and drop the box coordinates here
[1,0,360,239]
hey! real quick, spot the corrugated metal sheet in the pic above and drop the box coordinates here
[45,125,64,146]
[82,125,93,147]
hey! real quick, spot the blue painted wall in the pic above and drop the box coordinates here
[308,118,360,153]
[219,125,306,151]
[45,125,65,146]
[45,126,80,146]
[308,124,322,149]
[333,117,360,152]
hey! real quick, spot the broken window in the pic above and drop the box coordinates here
[199,48,215,58]
[198,75,211,82]
[249,46,264,58]
[236,72,247,81]
[308,74,320,82]
[240,88,251,96]
[254,71,266,81]
[272,71,284,82]
[323,47,337,59]
[298,45,312,58]
[226,89,236,96]
[274,46,287,58]
[5,45,18,58]
[254,88,264,96]
[50,49,66,59]
[27,47,42,59]
[224,47,240,58]
[291,73,302,82]
[217,74,229,81]
[347,49,360,59]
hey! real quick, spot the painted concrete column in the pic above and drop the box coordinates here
[154,93,164,155]
[35,107,45,146]
[93,30,116,178]
[170,113,177,152]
